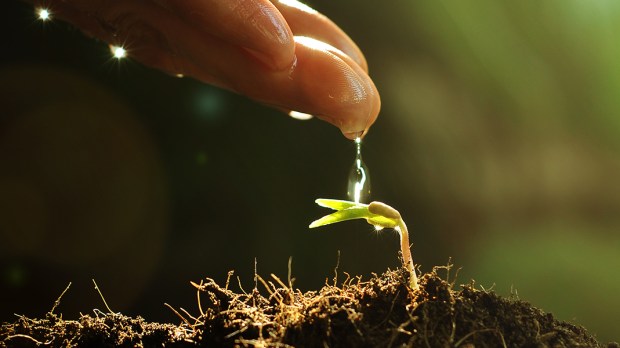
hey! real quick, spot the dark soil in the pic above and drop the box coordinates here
[1,267,616,347]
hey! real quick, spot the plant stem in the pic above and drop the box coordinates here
[397,219,418,290]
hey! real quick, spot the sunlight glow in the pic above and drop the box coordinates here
[374,225,384,232]
[110,45,127,59]
[295,36,346,57]
[37,8,51,21]
[279,0,317,14]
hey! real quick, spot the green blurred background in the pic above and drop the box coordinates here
[1,0,619,343]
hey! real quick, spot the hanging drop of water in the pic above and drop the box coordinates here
[347,137,371,203]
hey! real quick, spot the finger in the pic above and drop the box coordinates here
[288,36,379,138]
[33,0,380,137]
[159,0,296,71]
[176,35,380,138]
[269,0,368,72]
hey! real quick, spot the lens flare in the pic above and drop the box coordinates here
[110,45,127,59]
[37,8,51,21]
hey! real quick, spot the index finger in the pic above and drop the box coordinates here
[270,0,368,72]
[161,0,296,71]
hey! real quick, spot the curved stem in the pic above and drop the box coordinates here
[397,219,418,290]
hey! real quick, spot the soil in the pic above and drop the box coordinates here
[1,267,616,347]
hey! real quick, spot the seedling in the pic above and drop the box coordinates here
[309,199,419,290]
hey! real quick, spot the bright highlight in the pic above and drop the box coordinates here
[110,45,127,59]
[288,111,313,120]
[347,136,370,203]
[37,8,51,21]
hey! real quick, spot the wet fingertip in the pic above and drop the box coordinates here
[342,129,367,140]
[342,131,358,140]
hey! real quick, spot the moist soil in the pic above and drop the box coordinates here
[1,267,616,347]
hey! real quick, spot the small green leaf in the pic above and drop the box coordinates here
[309,206,369,228]
[315,198,364,211]
[310,198,401,229]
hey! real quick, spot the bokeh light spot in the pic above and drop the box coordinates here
[193,88,226,122]
[3,264,27,287]
[196,152,208,166]
[110,45,127,59]
[36,8,51,21]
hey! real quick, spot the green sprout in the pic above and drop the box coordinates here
[309,199,419,290]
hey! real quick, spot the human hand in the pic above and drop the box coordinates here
[29,0,380,138]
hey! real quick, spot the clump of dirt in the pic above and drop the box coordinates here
[1,267,615,347]
[0,312,185,347]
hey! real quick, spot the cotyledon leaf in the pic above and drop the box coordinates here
[309,199,401,229]
[315,198,364,211]
[309,206,369,228]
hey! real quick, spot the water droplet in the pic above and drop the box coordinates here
[347,137,371,203]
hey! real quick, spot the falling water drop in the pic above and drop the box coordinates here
[347,137,371,203]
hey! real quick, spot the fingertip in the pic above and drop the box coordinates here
[243,1,297,70]
[167,0,296,71]
[271,0,369,72]
[342,131,363,140]
[333,97,378,140]
[290,36,380,138]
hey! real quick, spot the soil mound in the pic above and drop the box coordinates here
[1,268,614,347]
